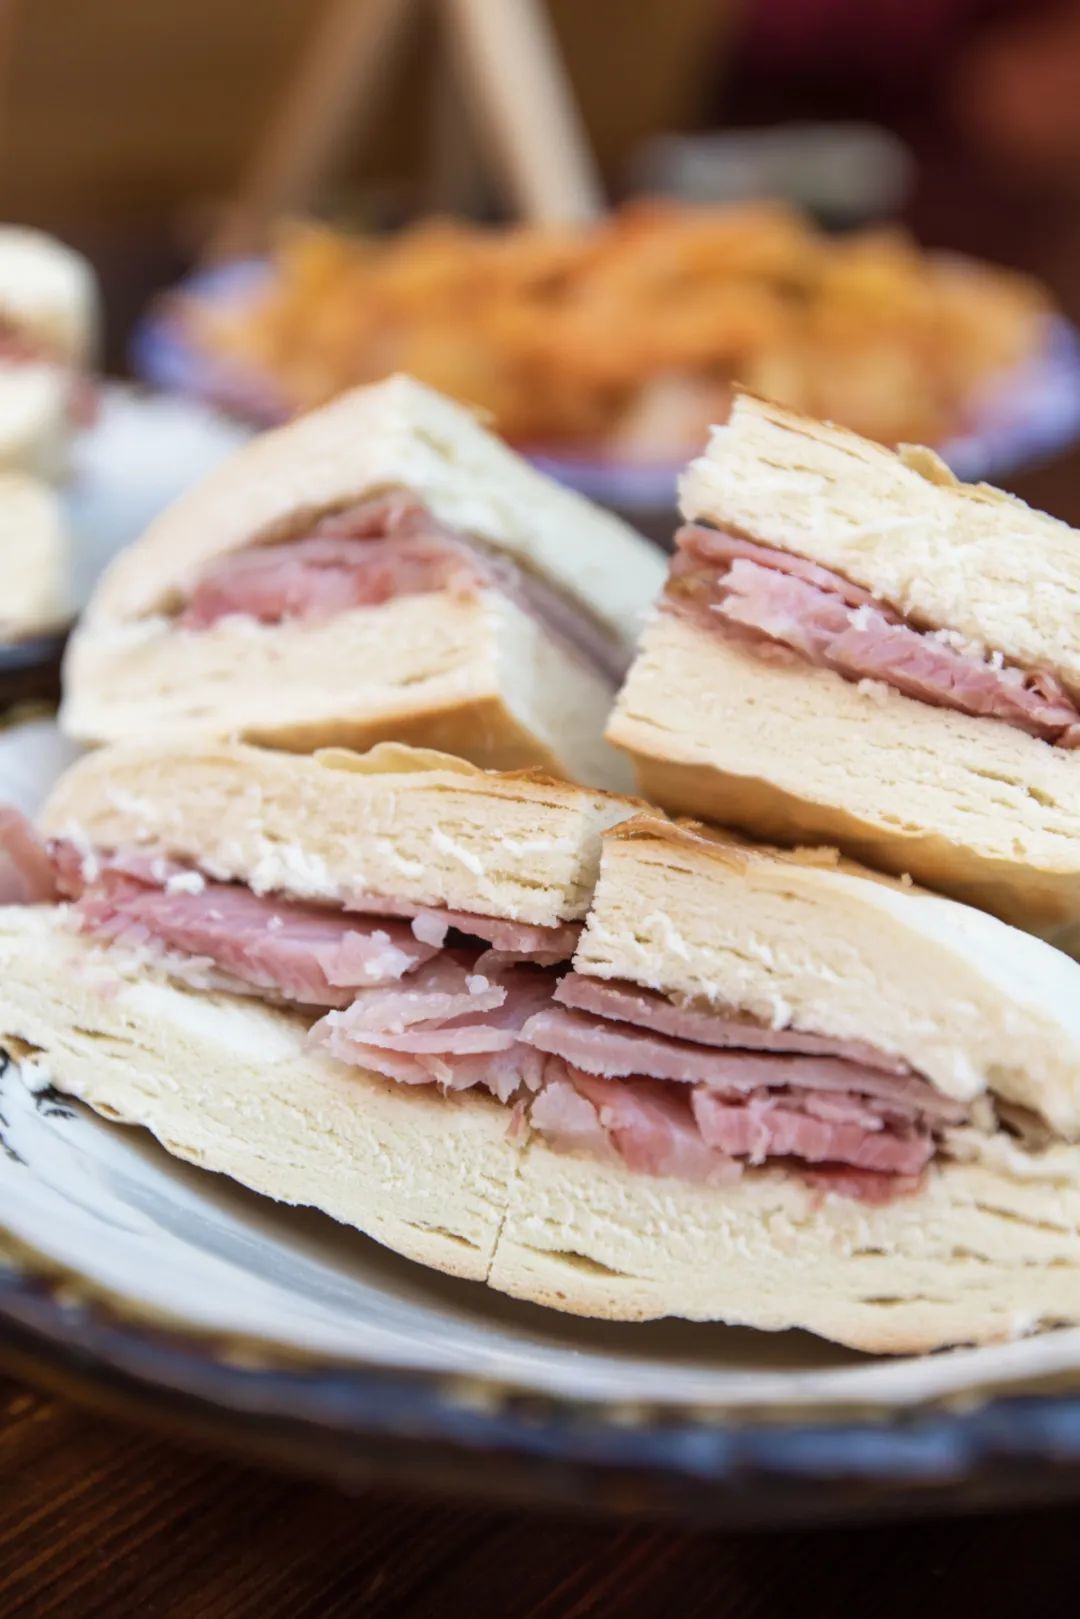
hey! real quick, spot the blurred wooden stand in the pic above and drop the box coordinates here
[206,0,603,259]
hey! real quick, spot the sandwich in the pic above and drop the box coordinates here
[0,473,71,641]
[606,390,1080,933]
[61,374,665,788]
[3,738,1080,1352]
[0,226,98,480]
[0,739,636,1277]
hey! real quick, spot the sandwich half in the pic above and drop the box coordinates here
[3,739,1080,1351]
[0,738,635,1281]
[0,226,98,481]
[61,374,664,788]
[0,473,71,640]
[607,390,1080,931]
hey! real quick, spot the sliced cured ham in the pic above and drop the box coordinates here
[539,1071,740,1185]
[7,823,963,1203]
[674,524,880,610]
[351,890,581,964]
[311,954,506,1036]
[690,1088,933,1175]
[311,960,556,1099]
[69,869,439,1007]
[522,1003,965,1124]
[554,972,910,1073]
[668,523,1080,746]
[180,533,489,630]
[178,493,627,681]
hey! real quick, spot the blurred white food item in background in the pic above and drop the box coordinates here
[0,473,71,639]
[0,366,81,483]
[0,226,98,366]
[0,226,99,482]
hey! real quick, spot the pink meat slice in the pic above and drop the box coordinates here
[180,495,487,629]
[51,840,196,895]
[555,972,910,1074]
[0,324,50,366]
[676,523,881,609]
[71,871,439,1007]
[310,962,557,1099]
[323,1040,551,1101]
[351,891,581,964]
[521,1004,965,1124]
[528,1067,930,1189]
[179,492,627,680]
[668,523,1080,746]
[541,1070,741,1185]
[313,952,506,1036]
[179,532,488,629]
[0,807,59,904]
[690,1088,933,1175]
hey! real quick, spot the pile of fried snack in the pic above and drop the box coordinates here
[185,202,1051,454]
[0,226,98,645]
[5,371,1080,1358]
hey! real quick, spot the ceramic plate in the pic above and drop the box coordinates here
[6,722,1080,1521]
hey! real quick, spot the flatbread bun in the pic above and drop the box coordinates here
[62,375,664,782]
[681,389,1080,697]
[80,373,663,644]
[4,905,1080,1355]
[578,813,1080,1135]
[41,736,638,923]
[607,608,1080,934]
[61,588,634,788]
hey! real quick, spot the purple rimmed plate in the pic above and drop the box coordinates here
[134,262,1080,535]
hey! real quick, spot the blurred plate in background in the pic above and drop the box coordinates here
[65,381,251,608]
[134,262,1080,541]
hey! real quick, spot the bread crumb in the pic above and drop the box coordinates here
[165,869,206,895]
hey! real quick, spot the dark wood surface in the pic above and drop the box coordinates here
[4,1369,1080,1619]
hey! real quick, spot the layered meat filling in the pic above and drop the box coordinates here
[0,814,977,1205]
[667,524,1080,746]
[175,493,627,682]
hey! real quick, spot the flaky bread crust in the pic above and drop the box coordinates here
[0,909,517,1282]
[681,389,1080,697]
[490,1131,1080,1354]
[41,736,637,924]
[84,374,664,647]
[577,815,1080,1135]
[0,472,70,634]
[607,611,1080,933]
[5,908,1080,1355]
[61,589,632,790]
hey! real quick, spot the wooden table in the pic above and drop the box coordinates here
[5,1367,1080,1618]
